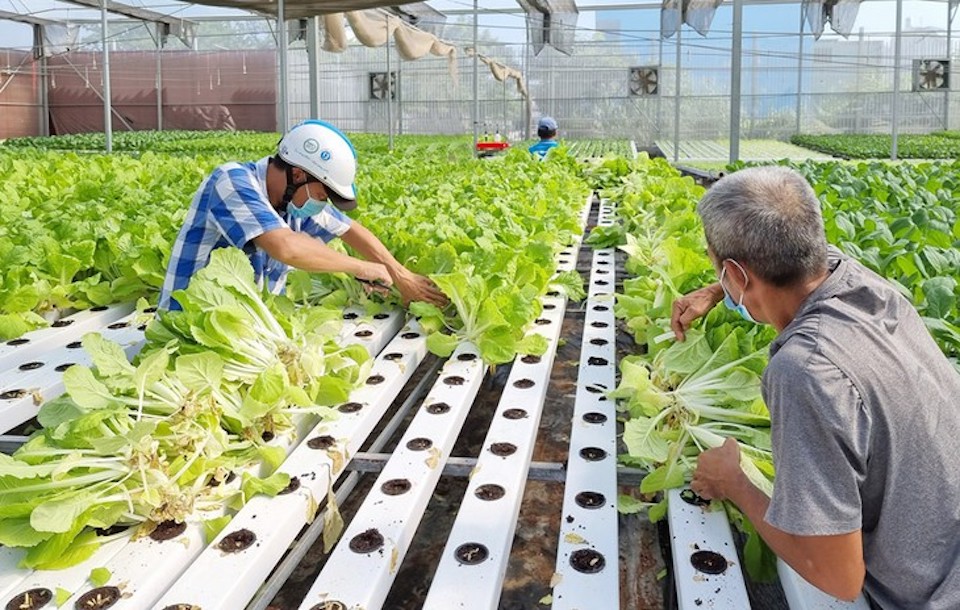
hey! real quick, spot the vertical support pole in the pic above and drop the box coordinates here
[386,29,393,151]
[101,0,112,152]
[673,25,681,163]
[156,26,163,131]
[37,25,49,137]
[730,0,743,164]
[657,34,664,139]
[473,0,480,154]
[397,52,403,135]
[307,16,321,119]
[946,2,953,130]
[855,27,864,132]
[525,18,532,140]
[502,78,507,135]
[278,0,289,132]
[892,0,903,161]
[795,7,805,135]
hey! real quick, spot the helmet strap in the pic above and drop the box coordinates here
[281,165,307,210]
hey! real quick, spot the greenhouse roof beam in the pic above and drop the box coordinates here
[182,0,425,19]
[0,9,58,27]
[55,0,197,47]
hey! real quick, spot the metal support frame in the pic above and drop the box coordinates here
[796,8,804,135]
[155,24,163,131]
[673,25,682,164]
[387,32,394,150]
[947,2,954,130]
[307,16,321,119]
[891,0,903,161]
[277,0,288,131]
[524,17,532,140]
[100,0,113,153]
[730,0,744,164]
[473,0,479,154]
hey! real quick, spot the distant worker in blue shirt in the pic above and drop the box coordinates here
[528,116,559,159]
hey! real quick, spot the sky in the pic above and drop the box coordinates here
[0,0,953,50]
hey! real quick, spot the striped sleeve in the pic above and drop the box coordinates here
[208,165,285,248]
[300,203,353,243]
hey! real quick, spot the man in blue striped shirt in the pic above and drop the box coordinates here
[159,120,446,311]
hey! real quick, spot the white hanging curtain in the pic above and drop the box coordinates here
[661,0,723,38]
[467,48,529,99]
[321,10,458,79]
[39,23,80,56]
[802,0,863,40]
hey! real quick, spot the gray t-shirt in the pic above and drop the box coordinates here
[763,249,960,609]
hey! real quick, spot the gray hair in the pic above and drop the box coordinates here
[697,166,828,286]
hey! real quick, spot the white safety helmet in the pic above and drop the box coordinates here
[277,120,358,211]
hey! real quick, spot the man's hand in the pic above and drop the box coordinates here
[356,262,393,287]
[691,437,747,502]
[393,268,448,308]
[671,283,725,341]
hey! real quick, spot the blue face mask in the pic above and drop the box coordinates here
[288,183,327,219]
[719,260,758,324]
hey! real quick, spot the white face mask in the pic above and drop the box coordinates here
[719,259,758,324]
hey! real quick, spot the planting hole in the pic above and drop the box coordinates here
[591,321,609,328]
[575,491,606,508]
[218,529,256,553]
[406,437,433,451]
[425,402,451,415]
[354,330,373,338]
[107,322,128,329]
[443,376,465,386]
[401,332,421,339]
[580,447,607,461]
[94,524,129,537]
[373,313,390,320]
[590,338,609,346]
[52,319,74,328]
[6,338,29,346]
[596,269,610,275]
[593,305,609,312]
[307,435,336,450]
[456,353,478,362]
[570,549,605,574]
[535,318,551,325]
[597,259,610,265]
[309,603,346,610]
[366,374,385,385]
[349,528,384,553]
[160,606,200,610]
[137,324,147,331]
[543,303,556,310]
[75,587,121,610]
[474,484,505,501]
[585,385,603,394]
[455,543,489,565]
[338,402,363,414]
[18,362,44,371]
[384,352,404,361]
[6,588,53,610]
[595,280,609,286]
[279,477,301,495]
[680,489,711,507]
[503,408,528,420]
[521,355,541,364]
[583,412,608,424]
[490,442,517,456]
[150,520,186,541]
[691,550,728,575]
[90,306,109,312]
[0,389,26,401]
[67,341,83,349]
[546,291,560,297]
[588,357,609,366]
[261,431,275,442]
[381,479,412,496]
[513,379,535,389]
[343,312,359,320]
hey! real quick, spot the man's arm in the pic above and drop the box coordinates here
[671,282,725,340]
[254,228,391,284]
[693,438,866,601]
[339,221,447,307]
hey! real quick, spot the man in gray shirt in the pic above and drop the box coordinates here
[670,166,960,608]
